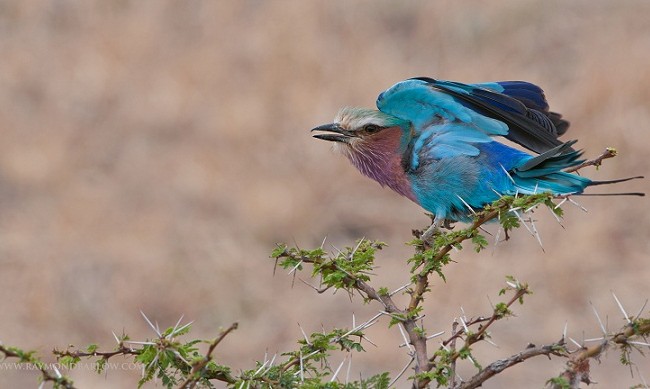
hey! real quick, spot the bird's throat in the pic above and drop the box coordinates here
[341,128,416,202]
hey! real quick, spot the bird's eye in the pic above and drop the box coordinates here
[364,124,382,133]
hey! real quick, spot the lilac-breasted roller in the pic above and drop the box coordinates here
[312,77,643,224]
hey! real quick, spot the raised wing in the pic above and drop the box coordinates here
[376,77,570,154]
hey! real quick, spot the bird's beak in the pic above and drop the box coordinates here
[311,123,355,143]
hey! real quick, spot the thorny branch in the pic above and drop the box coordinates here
[179,322,239,388]
[53,344,140,362]
[456,342,567,389]
[437,286,530,365]
[565,147,617,173]
[550,319,650,388]
[0,344,77,389]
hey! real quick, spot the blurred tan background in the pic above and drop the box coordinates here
[1,1,649,387]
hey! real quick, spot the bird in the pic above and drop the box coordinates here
[311,77,643,227]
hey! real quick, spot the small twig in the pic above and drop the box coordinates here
[565,148,617,173]
[178,322,239,388]
[53,344,140,361]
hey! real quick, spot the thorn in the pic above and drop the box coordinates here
[492,227,502,255]
[112,331,121,345]
[611,292,631,323]
[555,198,567,209]
[350,238,365,260]
[170,320,193,339]
[346,353,352,384]
[499,164,516,184]
[635,365,649,389]
[124,340,157,346]
[397,324,414,352]
[379,310,406,321]
[511,209,534,235]
[456,195,477,215]
[567,196,588,212]
[628,341,650,347]
[635,299,648,320]
[340,312,382,339]
[563,321,568,340]
[484,337,499,348]
[288,260,304,276]
[568,337,583,349]
[390,282,413,297]
[171,315,185,336]
[590,301,607,335]
[320,236,327,249]
[172,350,192,366]
[491,188,504,198]
[487,295,495,311]
[427,331,445,340]
[547,204,565,228]
[477,226,493,237]
[388,357,414,387]
[298,277,330,293]
[583,337,605,342]
[361,335,377,347]
[263,354,277,375]
[528,217,545,252]
[524,202,539,213]
[330,355,347,382]
[459,317,469,333]
[140,311,162,337]
[330,244,345,257]
[147,353,160,370]
[299,351,305,382]
[298,323,311,345]
[303,349,321,359]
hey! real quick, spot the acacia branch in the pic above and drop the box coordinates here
[456,341,567,389]
[53,344,139,361]
[179,322,239,388]
[551,319,650,388]
[564,147,617,173]
[0,345,76,389]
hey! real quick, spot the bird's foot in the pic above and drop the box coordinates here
[421,218,443,244]
[441,219,455,230]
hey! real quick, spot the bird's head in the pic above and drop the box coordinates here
[311,107,410,154]
[311,107,415,200]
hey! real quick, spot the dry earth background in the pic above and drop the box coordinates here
[1,1,649,388]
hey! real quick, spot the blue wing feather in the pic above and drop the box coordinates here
[476,81,550,112]
[377,78,569,154]
[376,79,509,136]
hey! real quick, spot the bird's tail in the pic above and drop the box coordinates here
[580,175,645,196]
